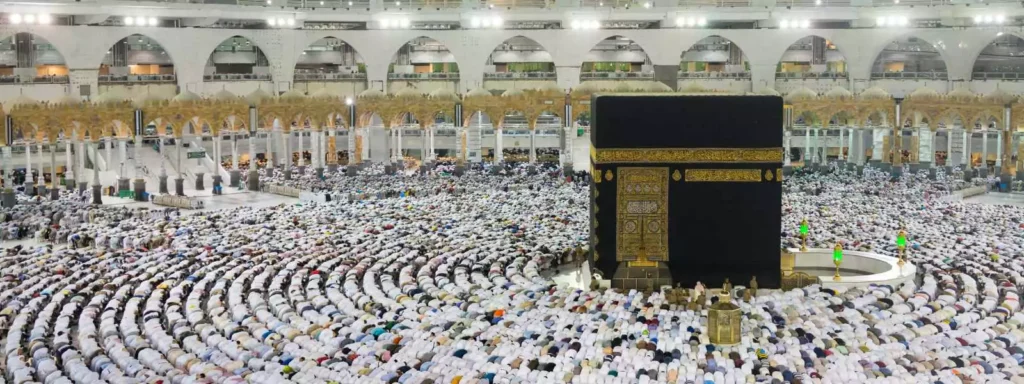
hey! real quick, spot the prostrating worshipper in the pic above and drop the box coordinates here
[2,162,1024,383]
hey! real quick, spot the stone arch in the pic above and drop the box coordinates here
[484,35,558,86]
[579,35,651,84]
[775,35,847,77]
[869,34,950,77]
[0,32,69,79]
[97,33,176,80]
[294,36,366,84]
[388,36,461,77]
[680,35,749,76]
[970,33,1024,80]
[203,35,274,81]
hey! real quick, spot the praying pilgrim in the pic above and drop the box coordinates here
[3,94,1024,384]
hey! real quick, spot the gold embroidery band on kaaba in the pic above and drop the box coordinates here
[684,169,763,182]
[592,148,783,164]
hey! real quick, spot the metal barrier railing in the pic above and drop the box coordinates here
[481,0,549,8]
[775,72,848,79]
[99,74,177,83]
[678,72,751,79]
[870,72,948,80]
[483,72,557,79]
[0,75,69,84]
[204,73,273,81]
[294,73,367,81]
[972,72,1024,80]
[580,72,654,79]
[388,72,460,80]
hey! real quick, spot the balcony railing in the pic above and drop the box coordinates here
[99,74,177,83]
[580,72,654,79]
[484,72,557,80]
[388,72,460,80]
[972,72,1024,80]
[678,72,751,79]
[294,73,367,81]
[204,73,272,81]
[0,75,69,84]
[236,0,372,7]
[870,71,948,80]
[481,0,549,8]
[775,72,848,79]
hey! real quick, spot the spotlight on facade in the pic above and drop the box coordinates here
[983,15,993,23]
[643,2,651,8]
[345,97,353,106]
[287,18,296,26]
[380,19,390,28]
[348,1,353,5]
[589,20,600,29]
[800,19,810,28]
[122,16,132,26]
[779,19,789,29]
[571,20,581,29]
[38,14,51,25]
[996,14,1006,24]
[698,17,707,26]
[23,14,33,24]
[492,16,503,28]
[674,17,684,27]
[399,18,410,28]
[815,0,821,5]
[470,17,480,28]
[482,17,491,27]
[267,18,276,26]
[876,16,885,26]
[148,17,158,26]
[897,16,908,26]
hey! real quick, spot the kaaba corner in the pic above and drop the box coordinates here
[588,94,785,290]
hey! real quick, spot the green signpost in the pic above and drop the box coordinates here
[187,151,206,159]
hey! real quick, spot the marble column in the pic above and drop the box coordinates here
[847,128,855,162]
[429,127,435,161]
[48,142,57,200]
[838,128,845,162]
[946,130,953,167]
[783,129,791,166]
[963,131,970,167]
[104,138,112,172]
[495,127,503,164]
[803,128,811,164]
[529,129,536,163]
[397,127,403,163]
[24,142,32,188]
[231,134,238,172]
[91,141,102,204]
[284,130,291,175]
[996,131,1003,169]
[297,128,305,170]
[65,136,74,189]
[982,130,989,173]
[36,143,44,189]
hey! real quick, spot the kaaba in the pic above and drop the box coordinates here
[589,95,783,290]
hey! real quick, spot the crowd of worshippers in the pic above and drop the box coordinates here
[5,163,1024,383]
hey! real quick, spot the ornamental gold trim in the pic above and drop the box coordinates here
[684,169,763,182]
[593,148,783,164]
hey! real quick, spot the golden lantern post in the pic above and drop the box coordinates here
[833,242,843,281]
[896,229,907,267]
[799,219,809,252]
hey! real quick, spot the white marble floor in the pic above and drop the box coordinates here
[99,191,299,212]
[964,192,1024,207]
